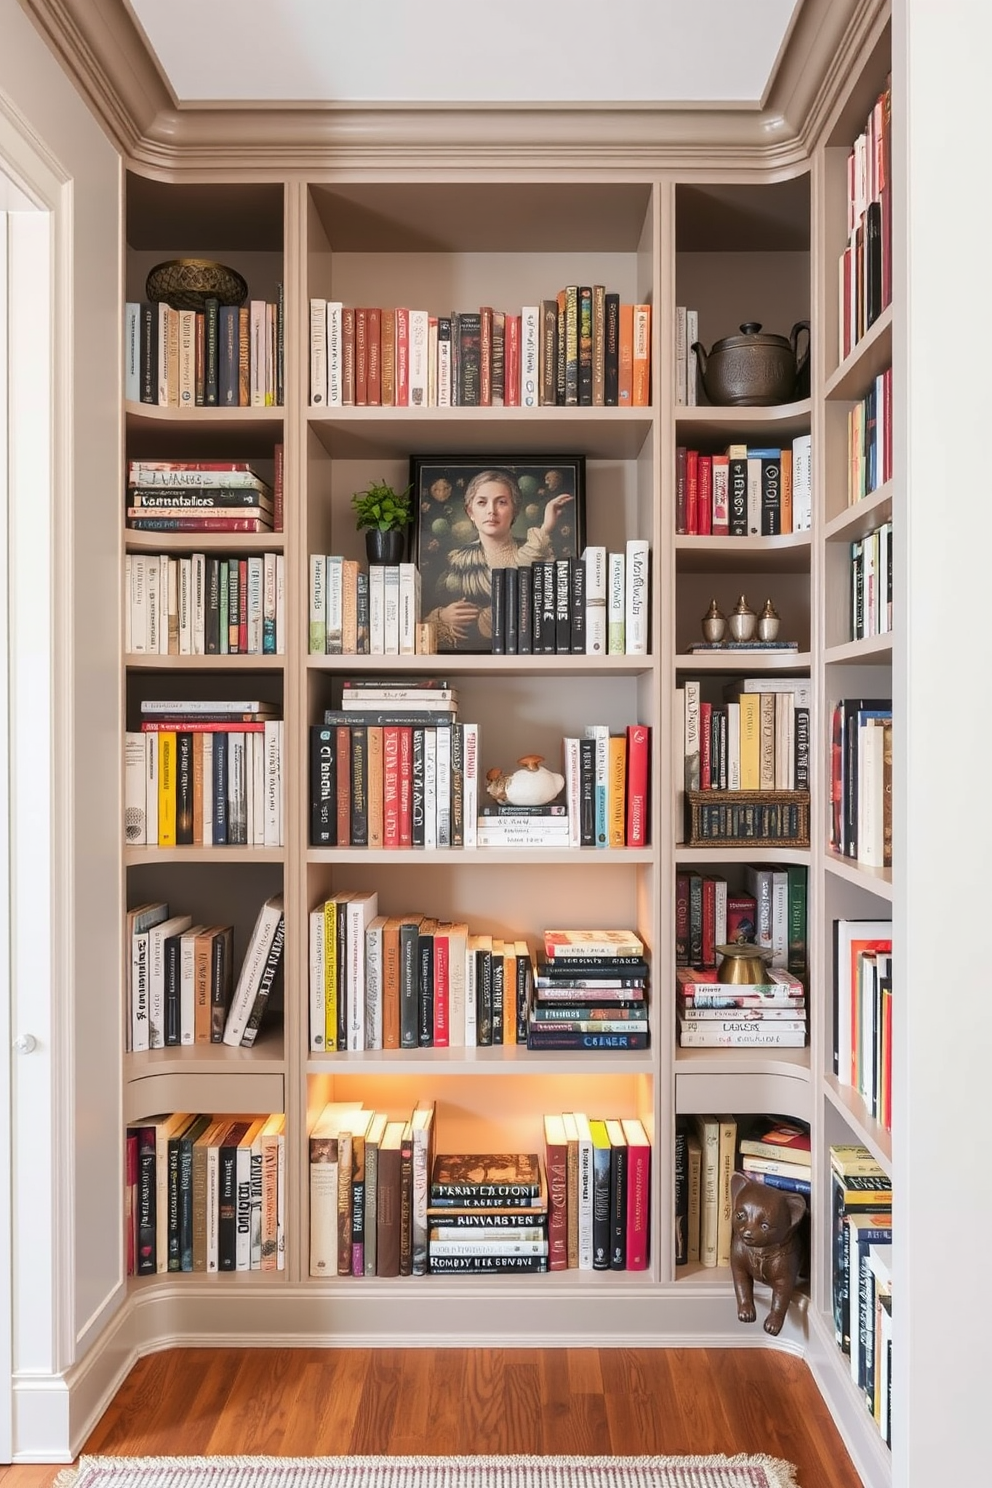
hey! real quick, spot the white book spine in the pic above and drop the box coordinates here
[325,554,343,655]
[253,730,267,846]
[746,456,762,535]
[309,907,326,1053]
[309,554,326,654]
[792,433,812,530]
[144,556,160,656]
[326,301,342,407]
[178,557,192,655]
[435,725,451,847]
[205,1142,220,1272]
[575,1117,594,1270]
[675,306,687,406]
[382,565,400,654]
[247,555,264,654]
[263,551,277,653]
[222,898,283,1046]
[423,729,437,849]
[167,559,179,654]
[726,701,741,792]
[130,555,148,654]
[408,310,429,407]
[446,931,466,1049]
[398,563,420,654]
[178,309,196,409]
[275,554,286,653]
[250,300,266,406]
[607,551,625,654]
[582,544,607,656]
[625,538,649,654]
[365,921,384,1051]
[437,329,451,407]
[347,895,378,1052]
[521,306,539,407]
[125,733,147,845]
[770,870,789,969]
[685,308,698,405]
[562,736,582,848]
[684,679,701,792]
[157,302,169,405]
[461,722,478,847]
[130,932,150,1052]
[264,720,281,847]
[191,551,206,654]
[124,554,132,653]
[672,688,686,845]
[180,930,198,1045]
[464,940,478,1047]
[157,555,170,653]
[369,565,385,655]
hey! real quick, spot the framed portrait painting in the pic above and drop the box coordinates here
[410,455,586,653]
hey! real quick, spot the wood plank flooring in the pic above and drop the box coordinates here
[0,1348,866,1488]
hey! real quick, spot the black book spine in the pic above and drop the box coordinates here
[310,725,336,846]
[517,564,533,654]
[540,560,556,653]
[476,947,493,1046]
[217,1136,241,1271]
[569,558,586,654]
[204,296,219,405]
[490,951,504,1046]
[210,928,231,1043]
[516,945,531,1044]
[219,305,239,407]
[336,898,349,1053]
[604,293,620,406]
[579,737,596,847]
[349,723,369,846]
[411,727,426,847]
[674,1121,688,1266]
[356,570,370,653]
[399,921,420,1049]
[592,1143,611,1269]
[531,562,544,652]
[212,730,229,845]
[609,1139,628,1270]
[240,916,285,1048]
[760,453,782,537]
[175,732,194,844]
[457,312,481,406]
[164,933,182,1047]
[578,286,593,405]
[167,1133,183,1271]
[729,457,748,536]
[205,558,220,654]
[178,1125,201,1271]
[490,567,507,654]
[136,1126,157,1274]
[139,302,158,404]
[417,929,435,1047]
[865,200,883,329]
[554,558,571,653]
[504,567,519,654]
[795,707,811,791]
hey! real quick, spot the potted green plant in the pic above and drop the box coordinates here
[351,477,414,564]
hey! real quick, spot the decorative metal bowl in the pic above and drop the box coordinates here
[145,258,248,311]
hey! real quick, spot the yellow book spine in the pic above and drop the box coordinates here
[324,900,338,1051]
[608,734,627,848]
[157,731,177,846]
[739,695,761,791]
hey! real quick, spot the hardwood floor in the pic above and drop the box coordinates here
[0,1348,865,1488]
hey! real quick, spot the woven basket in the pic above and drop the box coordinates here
[145,258,248,311]
[686,789,810,847]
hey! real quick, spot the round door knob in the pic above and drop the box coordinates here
[13,1033,37,1054]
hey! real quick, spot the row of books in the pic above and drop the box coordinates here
[308,295,651,410]
[673,307,699,407]
[528,933,648,1053]
[680,677,811,801]
[850,521,893,642]
[675,1116,811,1269]
[675,863,808,974]
[676,967,807,1047]
[833,918,893,1130]
[830,1144,892,1442]
[126,552,285,656]
[125,706,284,849]
[848,367,893,504]
[427,1148,550,1274]
[488,541,649,658]
[675,437,813,537]
[124,297,285,409]
[829,698,892,868]
[309,558,419,656]
[126,893,285,1053]
[125,1111,286,1275]
[839,77,892,361]
[543,1112,651,1270]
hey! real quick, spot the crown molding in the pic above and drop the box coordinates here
[20,0,877,175]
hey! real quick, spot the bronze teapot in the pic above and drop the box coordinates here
[692,321,810,407]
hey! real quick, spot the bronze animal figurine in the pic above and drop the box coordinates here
[729,1171,807,1336]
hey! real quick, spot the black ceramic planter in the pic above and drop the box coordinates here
[364,528,407,564]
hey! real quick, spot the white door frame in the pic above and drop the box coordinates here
[0,90,73,1462]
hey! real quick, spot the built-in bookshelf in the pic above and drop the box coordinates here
[108,7,896,1487]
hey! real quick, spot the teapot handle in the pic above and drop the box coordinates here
[790,320,811,361]
[690,341,708,375]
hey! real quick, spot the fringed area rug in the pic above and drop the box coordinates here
[53,1455,800,1488]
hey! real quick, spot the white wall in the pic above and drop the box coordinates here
[898,1,992,1484]
[0,0,122,1457]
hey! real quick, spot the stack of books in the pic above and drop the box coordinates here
[125,459,277,532]
[676,965,807,1047]
[738,1116,812,1199]
[477,797,569,849]
[527,930,649,1051]
[427,1153,549,1274]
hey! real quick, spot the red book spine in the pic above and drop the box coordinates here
[625,724,649,847]
[700,875,717,969]
[397,726,413,847]
[433,934,449,1048]
[479,306,493,406]
[382,727,400,848]
[624,1132,650,1270]
[126,517,268,533]
[697,455,713,536]
[504,314,520,406]
[354,308,368,406]
[273,442,284,532]
[366,307,381,405]
[699,702,712,791]
[686,449,699,535]
[341,307,355,406]
[238,558,249,653]
[140,720,266,733]
[395,308,410,407]
[336,724,352,846]
[544,1133,568,1271]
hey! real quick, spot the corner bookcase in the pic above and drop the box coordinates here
[116,7,894,1486]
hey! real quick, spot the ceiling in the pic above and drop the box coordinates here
[124,0,804,107]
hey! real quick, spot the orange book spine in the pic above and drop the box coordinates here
[632,303,651,406]
[367,726,384,848]
[618,303,634,405]
[366,307,381,405]
[779,448,793,534]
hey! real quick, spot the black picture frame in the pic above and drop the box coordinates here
[410,455,586,653]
